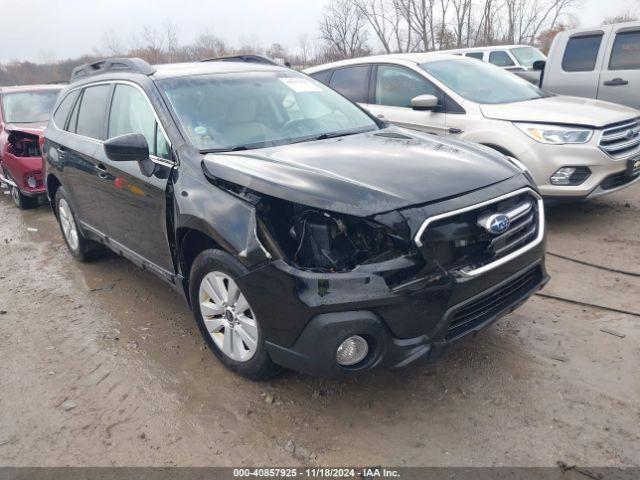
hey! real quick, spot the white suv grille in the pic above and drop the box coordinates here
[599,118,640,160]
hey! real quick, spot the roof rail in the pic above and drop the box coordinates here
[201,54,285,67]
[70,57,156,83]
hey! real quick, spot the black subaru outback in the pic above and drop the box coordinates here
[44,58,548,379]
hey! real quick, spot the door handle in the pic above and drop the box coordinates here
[603,78,628,86]
[377,114,385,119]
[56,146,66,158]
[96,163,109,179]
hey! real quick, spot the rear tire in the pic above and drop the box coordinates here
[10,184,38,210]
[55,187,106,262]
[189,249,282,380]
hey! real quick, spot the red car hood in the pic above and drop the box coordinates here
[4,121,48,137]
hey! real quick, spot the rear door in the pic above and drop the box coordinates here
[598,25,640,110]
[367,64,448,135]
[100,82,174,275]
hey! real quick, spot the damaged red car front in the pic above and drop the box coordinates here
[0,85,62,208]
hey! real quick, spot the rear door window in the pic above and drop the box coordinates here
[562,34,603,72]
[609,30,640,70]
[328,66,370,103]
[75,84,111,139]
[488,51,515,67]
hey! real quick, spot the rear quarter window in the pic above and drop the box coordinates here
[53,90,79,129]
[609,30,640,70]
[329,66,370,103]
[562,34,603,72]
[465,52,484,60]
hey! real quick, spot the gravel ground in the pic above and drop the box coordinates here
[0,183,638,467]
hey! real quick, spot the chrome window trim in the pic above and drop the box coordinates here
[51,80,173,163]
[413,187,545,278]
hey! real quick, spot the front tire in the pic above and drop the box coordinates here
[189,249,281,380]
[55,187,106,262]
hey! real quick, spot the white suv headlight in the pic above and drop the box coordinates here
[514,123,593,144]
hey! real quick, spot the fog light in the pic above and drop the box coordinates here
[550,167,576,185]
[336,335,368,366]
[26,176,37,188]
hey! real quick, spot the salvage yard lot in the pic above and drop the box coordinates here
[0,186,638,467]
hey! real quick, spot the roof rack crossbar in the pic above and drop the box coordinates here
[70,57,156,83]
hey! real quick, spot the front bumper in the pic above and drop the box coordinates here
[237,238,547,376]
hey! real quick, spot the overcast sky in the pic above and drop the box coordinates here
[0,0,637,63]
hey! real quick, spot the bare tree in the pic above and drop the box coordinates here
[102,30,124,56]
[319,0,370,59]
[191,32,228,60]
[351,0,396,53]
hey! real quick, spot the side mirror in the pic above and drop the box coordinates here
[104,133,149,162]
[532,60,546,72]
[411,94,439,111]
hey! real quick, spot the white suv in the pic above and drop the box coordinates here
[305,53,640,200]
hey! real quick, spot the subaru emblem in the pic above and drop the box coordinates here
[485,214,511,234]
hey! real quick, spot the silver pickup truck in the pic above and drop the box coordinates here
[539,21,640,110]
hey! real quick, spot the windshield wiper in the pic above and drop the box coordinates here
[201,145,261,153]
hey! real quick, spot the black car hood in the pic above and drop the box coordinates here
[201,128,517,216]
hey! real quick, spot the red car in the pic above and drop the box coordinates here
[0,85,62,208]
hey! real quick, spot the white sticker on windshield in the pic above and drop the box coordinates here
[279,77,322,93]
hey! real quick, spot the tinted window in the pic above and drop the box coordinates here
[310,70,332,85]
[76,84,111,139]
[53,90,79,128]
[609,30,640,70]
[329,66,370,103]
[465,52,484,60]
[562,34,603,72]
[488,51,515,67]
[374,65,439,108]
[1,90,59,123]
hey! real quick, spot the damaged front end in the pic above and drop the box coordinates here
[0,128,46,193]
[200,151,546,376]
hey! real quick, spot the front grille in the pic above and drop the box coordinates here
[446,266,542,340]
[599,118,640,160]
[418,190,542,276]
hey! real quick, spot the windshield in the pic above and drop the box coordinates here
[510,46,546,68]
[421,59,547,104]
[1,90,59,123]
[158,71,378,151]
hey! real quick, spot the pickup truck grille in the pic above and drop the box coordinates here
[416,189,543,278]
[599,118,640,160]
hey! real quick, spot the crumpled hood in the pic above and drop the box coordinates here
[481,95,640,127]
[202,128,518,216]
[4,121,47,137]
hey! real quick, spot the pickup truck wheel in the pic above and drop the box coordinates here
[55,187,106,262]
[10,185,38,210]
[189,249,282,380]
